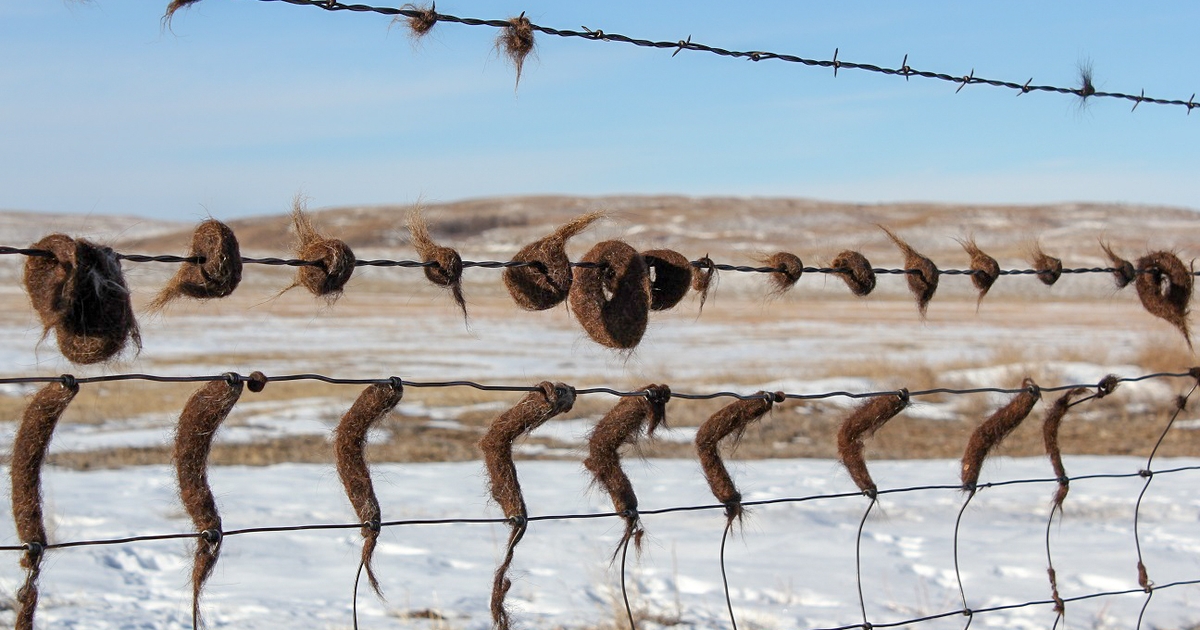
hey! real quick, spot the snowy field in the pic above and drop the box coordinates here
[0,457,1198,629]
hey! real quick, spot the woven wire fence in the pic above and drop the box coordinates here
[2,368,1198,629]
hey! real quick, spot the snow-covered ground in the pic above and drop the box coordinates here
[1,457,1198,629]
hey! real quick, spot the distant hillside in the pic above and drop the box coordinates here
[4,196,1197,270]
[0,210,183,246]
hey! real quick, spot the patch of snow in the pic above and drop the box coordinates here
[0,457,1195,629]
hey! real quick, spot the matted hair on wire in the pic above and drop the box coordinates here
[480,381,575,630]
[10,378,79,630]
[504,211,605,311]
[407,206,468,323]
[23,233,141,364]
[497,12,535,90]
[280,198,356,302]
[881,226,939,316]
[584,384,671,557]
[1134,251,1194,347]
[695,392,784,524]
[961,377,1041,492]
[334,379,404,617]
[398,3,438,38]
[149,219,242,311]
[837,390,909,495]
[831,250,876,297]
[569,240,651,349]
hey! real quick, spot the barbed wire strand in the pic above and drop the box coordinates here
[5,245,1199,280]
[246,0,1200,113]
[0,370,1194,403]
[1133,376,1199,629]
[3,466,1198,628]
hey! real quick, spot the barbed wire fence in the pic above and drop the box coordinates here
[161,0,1200,114]
[5,4,1198,626]
[4,208,1200,626]
[4,245,1198,279]
[2,206,1197,359]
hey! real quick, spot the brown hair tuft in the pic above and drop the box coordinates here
[149,219,242,311]
[1134,251,1193,347]
[401,3,437,37]
[831,250,876,296]
[10,380,79,630]
[480,382,575,630]
[695,392,782,523]
[692,255,718,313]
[1100,241,1137,289]
[1043,387,1089,511]
[584,385,671,557]
[568,240,651,349]
[837,391,909,494]
[1030,244,1063,286]
[960,238,1000,307]
[641,249,692,311]
[280,199,356,301]
[24,234,141,364]
[408,206,468,322]
[760,252,804,295]
[881,226,939,316]
[163,0,201,29]
[961,378,1041,491]
[497,13,535,90]
[503,211,604,310]
[335,380,404,600]
[174,376,245,629]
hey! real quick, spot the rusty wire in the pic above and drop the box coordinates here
[241,0,1200,113]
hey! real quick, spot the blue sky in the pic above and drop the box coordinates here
[2,1,1198,221]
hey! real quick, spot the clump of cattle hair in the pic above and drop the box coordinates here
[584,384,671,557]
[23,234,141,364]
[480,382,576,630]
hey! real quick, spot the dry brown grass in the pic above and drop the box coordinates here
[1132,335,1198,373]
